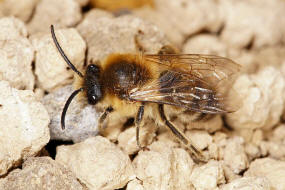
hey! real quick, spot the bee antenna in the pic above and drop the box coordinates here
[50,25,84,78]
[61,88,84,130]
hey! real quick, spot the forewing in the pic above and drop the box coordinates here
[129,54,241,113]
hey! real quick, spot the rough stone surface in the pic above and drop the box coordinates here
[220,0,285,49]
[0,157,86,190]
[0,17,34,90]
[245,158,285,190]
[223,137,249,174]
[135,0,222,46]
[133,141,194,190]
[0,17,28,39]
[220,177,270,190]
[28,0,82,34]
[126,179,144,190]
[226,67,285,130]
[0,81,50,176]
[56,136,135,189]
[190,160,225,190]
[77,10,168,63]
[42,85,100,143]
[183,34,228,56]
[118,119,156,155]
[0,0,38,22]
[32,28,86,92]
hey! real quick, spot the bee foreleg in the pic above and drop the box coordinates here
[136,104,145,149]
[158,104,206,162]
[99,106,113,132]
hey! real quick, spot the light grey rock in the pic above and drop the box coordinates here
[42,85,100,143]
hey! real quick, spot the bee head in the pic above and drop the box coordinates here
[50,25,102,130]
[85,64,103,105]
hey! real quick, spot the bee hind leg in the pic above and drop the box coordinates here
[158,104,207,162]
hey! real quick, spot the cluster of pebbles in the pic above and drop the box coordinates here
[0,0,285,189]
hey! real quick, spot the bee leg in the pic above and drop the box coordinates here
[158,104,206,162]
[136,104,147,150]
[98,106,113,132]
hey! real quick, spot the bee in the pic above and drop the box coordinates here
[50,25,240,161]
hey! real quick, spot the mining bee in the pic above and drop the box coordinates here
[51,25,240,161]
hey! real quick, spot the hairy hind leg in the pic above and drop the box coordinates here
[158,104,206,162]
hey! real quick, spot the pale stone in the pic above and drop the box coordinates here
[0,17,34,90]
[77,11,168,63]
[245,158,285,190]
[0,81,50,176]
[186,130,213,151]
[245,143,260,161]
[118,119,156,155]
[0,0,38,22]
[221,177,270,190]
[183,34,228,56]
[0,17,27,39]
[135,0,222,46]
[28,0,82,34]
[190,160,225,190]
[32,28,86,91]
[220,0,285,49]
[223,137,249,174]
[133,141,195,190]
[42,85,99,143]
[0,157,86,190]
[126,179,144,190]
[226,67,285,130]
[56,136,135,190]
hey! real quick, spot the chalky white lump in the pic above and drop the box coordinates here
[27,0,82,34]
[245,158,285,190]
[190,160,225,190]
[32,28,86,92]
[0,17,34,90]
[220,0,285,49]
[0,0,38,22]
[135,0,222,46]
[77,10,168,63]
[0,81,50,176]
[133,141,194,190]
[226,66,285,130]
[56,136,135,190]
[220,177,270,190]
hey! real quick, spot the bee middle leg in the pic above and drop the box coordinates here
[136,104,146,149]
[158,104,206,162]
[98,106,113,132]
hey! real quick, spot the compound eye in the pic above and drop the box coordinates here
[88,94,97,105]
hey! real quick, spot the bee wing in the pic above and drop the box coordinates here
[129,54,241,113]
